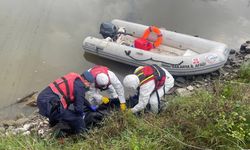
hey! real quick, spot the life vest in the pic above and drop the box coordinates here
[90,65,111,90]
[49,72,90,109]
[134,65,166,90]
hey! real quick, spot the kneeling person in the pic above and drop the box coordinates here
[83,65,126,111]
[37,72,92,134]
[123,65,174,114]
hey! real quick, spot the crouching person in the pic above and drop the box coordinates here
[83,65,126,111]
[37,72,93,134]
[123,64,174,114]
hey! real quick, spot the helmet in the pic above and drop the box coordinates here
[123,74,140,89]
[82,71,94,83]
[96,73,109,86]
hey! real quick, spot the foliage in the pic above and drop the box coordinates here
[239,61,250,83]
[166,82,250,149]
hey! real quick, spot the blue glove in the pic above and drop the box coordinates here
[90,105,98,111]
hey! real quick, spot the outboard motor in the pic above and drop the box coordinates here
[100,22,117,39]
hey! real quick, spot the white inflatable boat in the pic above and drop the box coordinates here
[83,19,230,76]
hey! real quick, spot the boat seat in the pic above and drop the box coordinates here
[182,49,199,56]
[151,45,186,56]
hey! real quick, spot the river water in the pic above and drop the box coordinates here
[0,0,249,118]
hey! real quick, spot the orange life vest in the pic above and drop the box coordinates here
[134,65,166,90]
[49,72,90,109]
[90,66,111,89]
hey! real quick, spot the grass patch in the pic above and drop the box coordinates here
[165,83,250,149]
[0,134,60,150]
[239,61,250,83]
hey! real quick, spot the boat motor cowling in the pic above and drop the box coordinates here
[100,22,117,39]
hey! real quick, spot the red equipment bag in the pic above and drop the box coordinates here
[134,38,153,51]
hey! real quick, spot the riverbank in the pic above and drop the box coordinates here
[0,49,250,149]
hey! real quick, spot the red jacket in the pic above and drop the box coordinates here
[49,72,90,109]
[134,65,166,90]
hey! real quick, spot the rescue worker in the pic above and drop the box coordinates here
[123,64,174,114]
[37,72,94,134]
[83,65,126,111]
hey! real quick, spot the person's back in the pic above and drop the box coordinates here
[37,72,91,134]
[123,65,174,113]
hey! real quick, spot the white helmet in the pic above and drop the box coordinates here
[96,73,109,86]
[123,74,140,89]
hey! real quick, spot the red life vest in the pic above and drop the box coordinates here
[90,65,111,89]
[49,72,90,109]
[134,65,166,90]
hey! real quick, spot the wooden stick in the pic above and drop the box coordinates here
[16,91,38,103]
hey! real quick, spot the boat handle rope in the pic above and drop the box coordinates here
[125,50,184,65]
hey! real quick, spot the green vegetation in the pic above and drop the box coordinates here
[239,61,250,83]
[1,63,250,150]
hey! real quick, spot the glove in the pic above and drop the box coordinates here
[90,105,98,111]
[101,96,110,104]
[120,103,127,111]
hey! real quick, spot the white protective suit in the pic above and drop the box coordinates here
[131,67,174,113]
[85,70,126,106]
